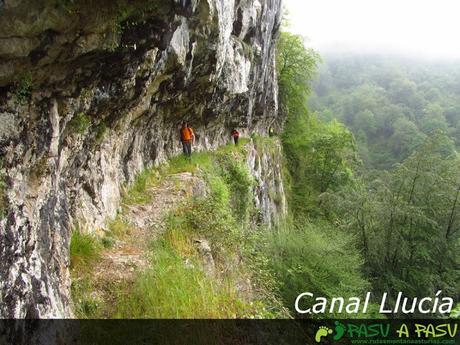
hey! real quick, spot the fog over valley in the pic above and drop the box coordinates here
[284,0,460,60]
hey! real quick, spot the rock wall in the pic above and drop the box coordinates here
[0,0,282,318]
[247,138,287,228]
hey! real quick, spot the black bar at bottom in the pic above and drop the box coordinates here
[0,319,458,345]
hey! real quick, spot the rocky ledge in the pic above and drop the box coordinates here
[0,0,282,318]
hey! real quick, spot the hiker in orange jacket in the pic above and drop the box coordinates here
[231,128,240,146]
[180,122,195,158]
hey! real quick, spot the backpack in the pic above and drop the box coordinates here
[181,127,194,141]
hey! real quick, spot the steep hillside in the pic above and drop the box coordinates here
[0,0,282,318]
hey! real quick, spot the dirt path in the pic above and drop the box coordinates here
[90,172,207,309]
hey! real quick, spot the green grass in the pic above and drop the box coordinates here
[216,154,254,223]
[70,218,136,317]
[165,190,241,258]
[71,276,103,318]
[162,138,251,175]
[112,214,282,318]
[113,228,251,318]
[121,137,252,207]
[252,135,279,155]
[161,152,214,175]
[99,217,133,248]
[70,229,102,270]
[70,228,105,318]
[107,217,132,237]
[121,169,159,205]
[217,138,251,155]
[121,152,213,206]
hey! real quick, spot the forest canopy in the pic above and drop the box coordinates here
[275,32,460,317]
[309,55,460,168]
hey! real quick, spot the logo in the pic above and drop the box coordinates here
[314,326,332,343]
[313,321,458,343]
[315,321,346,343]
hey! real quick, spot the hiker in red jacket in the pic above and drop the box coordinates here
[180,122,195,158]
[231,129,240,146]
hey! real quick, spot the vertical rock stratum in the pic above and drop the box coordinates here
[0,0,282,318]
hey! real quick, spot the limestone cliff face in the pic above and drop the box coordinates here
[247,139,287,228]
[0,0,282,318]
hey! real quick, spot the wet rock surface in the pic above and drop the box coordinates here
[0,0,282,317]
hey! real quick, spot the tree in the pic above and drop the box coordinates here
[327,133,460,316]
[390,117,426,161]
[419,103,449,134]
[389,78,418,107]
[276,31,320,119]
[353,110,377,136]
[275,31,370,316]
[267,221,369,317]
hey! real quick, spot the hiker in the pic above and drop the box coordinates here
[180,122,195,158]
[231,128,240,145]
[268,126,275,137]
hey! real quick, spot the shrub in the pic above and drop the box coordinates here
[266,220,370,317]
[68,112,91,134]
[13,73,33,105]
[217,154,254,224]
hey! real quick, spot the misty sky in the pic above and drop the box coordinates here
[283,0,460,59]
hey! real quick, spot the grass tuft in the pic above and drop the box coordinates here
[121,169,159,205]
[70,228,104,318]
[107,216,132,237]
[70,229,102,270]
[71,277,102,318]
[161,152,213,175]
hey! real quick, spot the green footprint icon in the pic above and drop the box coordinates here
[333,321,346,341]
[315,326,333,343]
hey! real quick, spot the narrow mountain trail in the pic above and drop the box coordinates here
[89,171,207,312]
[69,141,289,319]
